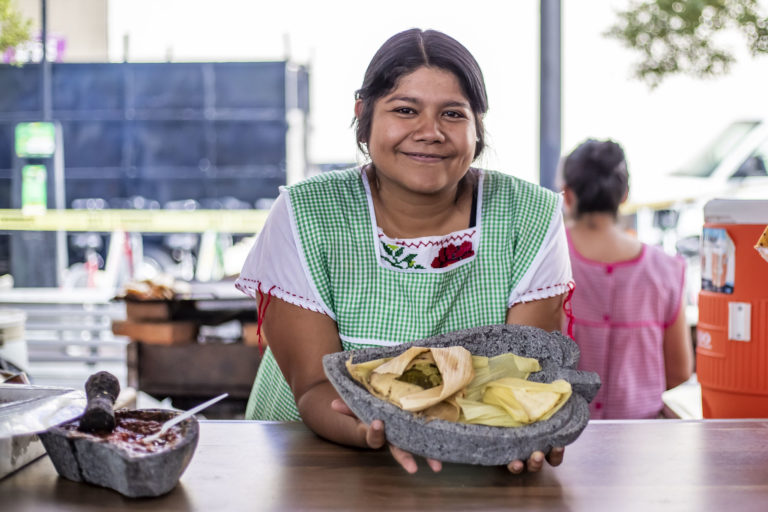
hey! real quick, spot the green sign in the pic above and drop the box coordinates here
[15,122,56,158]
[21,164,47,213]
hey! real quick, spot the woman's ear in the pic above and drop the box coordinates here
[563,187,576,210]
[354,99,364,121]
[621,186,630,204]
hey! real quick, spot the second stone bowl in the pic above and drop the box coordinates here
[39,408,199,498]
[323,324,601,466]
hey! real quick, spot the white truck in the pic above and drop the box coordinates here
[623,118,768,322]
[627,118,768,250]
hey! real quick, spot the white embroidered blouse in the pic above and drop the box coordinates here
[236,177,572,316]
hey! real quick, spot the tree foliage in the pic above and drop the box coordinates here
[606,0,768,87]
[0,0,32,59]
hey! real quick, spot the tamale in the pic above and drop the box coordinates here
[346,346,475,413]
[397,347,474,412]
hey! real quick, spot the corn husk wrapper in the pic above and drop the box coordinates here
[481,378,572,424]
[464,353,541,401]
[455,397,524,427]
[421,397,462,422]
[346,346,474,419]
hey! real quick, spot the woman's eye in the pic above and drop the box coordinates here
[394,107,416,115]
[443,110,465,119]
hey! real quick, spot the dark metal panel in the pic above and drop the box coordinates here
[60,120,123,168]
[0,123,13,171]
[0,180,9,207]
[213,62,286,110]
[131,120,207,168]
[0,65,41,114]
[130,63,205,111]
[52,64,125,112]
[214,120,286,166]
[0,62,292,208]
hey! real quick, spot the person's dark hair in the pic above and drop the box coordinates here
[563,139,628,217]
[354,28,488,160]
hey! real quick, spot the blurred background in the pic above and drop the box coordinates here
[1,0,766,416]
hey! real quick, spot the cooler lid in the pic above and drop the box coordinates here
[704,198,768,224]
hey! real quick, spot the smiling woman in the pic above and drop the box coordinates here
[235,28,573,475]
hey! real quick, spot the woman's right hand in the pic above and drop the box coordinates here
[331,399,443,474]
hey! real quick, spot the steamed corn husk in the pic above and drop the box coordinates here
[464,353,541,401]
[483,378,572,423]
[373,347,431,375]
[423,397,462,422]
[346,346,475,413]
[455,397,524,427]
[346,346,571,427]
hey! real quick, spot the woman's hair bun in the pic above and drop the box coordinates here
[585,141,625,177]
[563,138,629,217]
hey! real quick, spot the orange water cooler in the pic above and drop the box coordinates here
[696,199,768,418]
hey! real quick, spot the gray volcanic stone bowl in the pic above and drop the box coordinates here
[323,324,601,466]
[38,409,199,497]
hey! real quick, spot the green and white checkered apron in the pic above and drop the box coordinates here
[245,168,559,420]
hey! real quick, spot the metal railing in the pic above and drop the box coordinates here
[0,289,128,388]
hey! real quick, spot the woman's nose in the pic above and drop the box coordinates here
[413,115,445,143]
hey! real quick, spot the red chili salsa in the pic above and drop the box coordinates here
[62,410,182,455]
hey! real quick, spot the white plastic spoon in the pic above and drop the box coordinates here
[142,393,228,444]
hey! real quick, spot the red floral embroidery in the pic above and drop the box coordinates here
[430,241,475,268]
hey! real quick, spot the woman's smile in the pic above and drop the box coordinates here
[401,151,448,163]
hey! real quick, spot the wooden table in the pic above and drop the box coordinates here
[3,419,768,511]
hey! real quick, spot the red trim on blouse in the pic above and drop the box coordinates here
[256,283,277,356]
[563,281,575,339]
[238,277,316,306]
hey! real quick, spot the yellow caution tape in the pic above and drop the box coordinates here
[0,209,269,233]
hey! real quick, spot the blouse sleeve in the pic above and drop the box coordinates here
[234,189,325,313]
[507,194,573,306]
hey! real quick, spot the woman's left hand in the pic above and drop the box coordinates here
[507,447,565,473]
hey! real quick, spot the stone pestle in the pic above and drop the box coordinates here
[78,371,121,433]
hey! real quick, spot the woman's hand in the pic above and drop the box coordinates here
[331,399,442,474]
[507,447,565,474]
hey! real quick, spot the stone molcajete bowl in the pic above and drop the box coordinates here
[323,324,601,466]
[38,409,199,498]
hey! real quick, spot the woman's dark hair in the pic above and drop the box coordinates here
[354,28,488,159]
[563,139,629,217]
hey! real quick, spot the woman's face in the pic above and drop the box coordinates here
[359,66,478,196]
